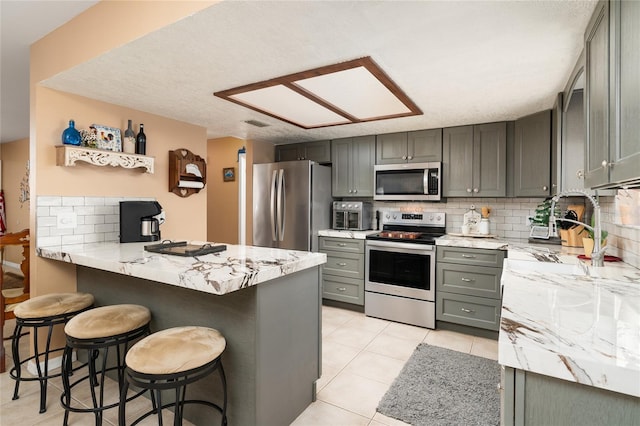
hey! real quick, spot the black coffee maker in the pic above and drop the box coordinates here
[119,201,164,243]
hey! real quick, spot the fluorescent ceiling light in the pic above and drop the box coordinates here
[214,57,422,129]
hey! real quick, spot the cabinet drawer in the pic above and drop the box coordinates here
[322,251,364,279]
[437,246,506,268]
[319,237,364,253]
[436,292,501,331]
[322,275,363,305]
[436,264,502,299]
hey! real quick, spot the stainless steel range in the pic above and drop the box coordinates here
[365,210,446,329]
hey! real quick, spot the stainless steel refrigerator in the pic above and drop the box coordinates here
[253,160,332,252]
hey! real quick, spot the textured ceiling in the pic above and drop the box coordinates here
[36,1,597,145]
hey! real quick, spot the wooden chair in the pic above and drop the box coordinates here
[0,229,30,373]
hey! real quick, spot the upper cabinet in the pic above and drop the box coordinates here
[275,140,331,163]
[376,129,442,164]
[585,0,640,188]
[332,136,375,197]
[512,110,552,197]
[443,123,507,197]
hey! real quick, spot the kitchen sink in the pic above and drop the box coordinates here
[505,258,587,276]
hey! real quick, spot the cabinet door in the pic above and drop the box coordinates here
[562,90,587,191]
[351,135,375,197]
[442,126,474,197]
[611,0,640,184]
[514,111,551,197]
[376,132,408,164]
[331,138,352,197]
[276,144,302,162]
[474,122,507,197]
[584,1,610,188]
[408,129,442,162]
[303,140,331,163]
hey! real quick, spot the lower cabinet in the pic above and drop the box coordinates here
[501,367,640,425]
[319,237,364,305]
[436,246,505,331]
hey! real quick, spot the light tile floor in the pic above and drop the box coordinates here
[1,305,498,425]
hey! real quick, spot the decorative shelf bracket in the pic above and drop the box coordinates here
[56,145,154,173]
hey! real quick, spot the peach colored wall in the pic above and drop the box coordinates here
[1,138,30,265]
[206,138,274,245]
[30,1,217,298]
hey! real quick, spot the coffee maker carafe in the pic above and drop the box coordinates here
[119,201,164,243]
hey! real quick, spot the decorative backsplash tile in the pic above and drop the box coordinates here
[36,196,154,248]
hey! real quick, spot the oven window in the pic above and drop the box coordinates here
[376,169,425,195]
[347,212,360,229]
[369,250,430,290]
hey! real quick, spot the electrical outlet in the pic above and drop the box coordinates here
[57,212,77,229]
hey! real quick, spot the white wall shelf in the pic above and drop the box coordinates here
[56,145,154,174]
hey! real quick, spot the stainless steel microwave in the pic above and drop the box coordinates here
[374,162,442,201]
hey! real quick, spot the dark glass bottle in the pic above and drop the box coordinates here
[135,123,146,155]
[123,119,135,153]
[62,119,81,146]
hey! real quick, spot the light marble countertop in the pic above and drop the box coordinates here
[37,242,326,296]
[318,229,378,239]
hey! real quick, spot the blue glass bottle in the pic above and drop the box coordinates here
[62,119,81,146]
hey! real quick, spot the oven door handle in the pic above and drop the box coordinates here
[366,240,435,252]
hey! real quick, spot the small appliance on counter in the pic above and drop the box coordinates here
[332,201,373,230]
[119,201,165,243]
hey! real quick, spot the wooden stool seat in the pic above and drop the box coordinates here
[126,326,226,375]
[14,292,94,319]
[64,304,151,339]
[120,326,228,426]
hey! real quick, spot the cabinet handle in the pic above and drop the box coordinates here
[337,287,347,292]
[348,189,353,193]
[402,155,407,160]
[461,277,475,282]
[337,243,347,247]
[466,188,472,193]
[407,155,413,160]
[543,185,548,191]
[473,188,479,193]
[576,169,585,179]
[461,254,476,258]
[460,307,475,313]
[337,262,347,267]
[353,189,357,193]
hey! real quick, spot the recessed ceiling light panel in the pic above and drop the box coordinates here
[214,56,422,129]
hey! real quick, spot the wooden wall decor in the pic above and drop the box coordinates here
[169,149,207,197]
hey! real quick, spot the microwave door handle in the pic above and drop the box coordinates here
[270,169,278,241]
[423,169,429,195]
[277,169,285,241]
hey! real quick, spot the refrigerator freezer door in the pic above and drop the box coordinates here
[278,161,311,251]
[254,163,279,248]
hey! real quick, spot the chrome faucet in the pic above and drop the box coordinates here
[548,189,605,267]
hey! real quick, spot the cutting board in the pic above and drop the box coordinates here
[463,209,482,234]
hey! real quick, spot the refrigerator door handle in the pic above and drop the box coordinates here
[270,169,278,241]
[277,169,285,241]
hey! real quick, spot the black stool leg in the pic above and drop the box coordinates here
[62,345,74,426]
[11,322,23,401]
[219,362,228,426]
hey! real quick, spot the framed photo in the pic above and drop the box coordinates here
[223,167,235,182]
[91,124,122,152]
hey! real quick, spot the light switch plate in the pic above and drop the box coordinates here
[57,211,77,229]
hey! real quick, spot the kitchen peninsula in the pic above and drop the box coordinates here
[37,242,326,426]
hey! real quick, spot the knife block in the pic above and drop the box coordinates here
[560,225,585,247]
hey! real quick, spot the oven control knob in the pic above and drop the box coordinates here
[392,214,397,219]
[385,214,390,219]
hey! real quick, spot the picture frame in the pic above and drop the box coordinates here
[91,123,122,152]
[223,167,235,182]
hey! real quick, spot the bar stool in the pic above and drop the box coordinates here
[119,326,227,426]
[10,292,95,414]
[61,304,151,426]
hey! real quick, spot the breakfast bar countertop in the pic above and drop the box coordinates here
[37,241,326,296]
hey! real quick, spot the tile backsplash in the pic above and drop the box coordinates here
[36,196,154,248]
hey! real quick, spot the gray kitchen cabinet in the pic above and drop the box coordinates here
[319,237,365,305]
[610,0,640,185]
[513,110,552,197]
[442,122,507,197]
[436,246,505,331]
[331,135,375,197]
[376,129,442,164]
[584,1,610,188]
[276,140,331,163]
[501,366,640,426]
